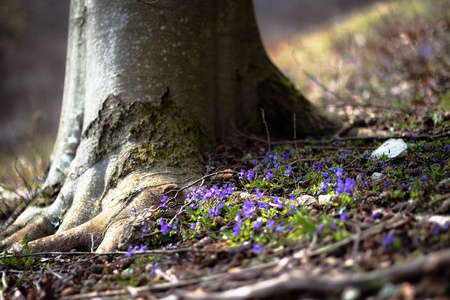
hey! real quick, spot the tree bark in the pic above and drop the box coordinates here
[1,0,339,253]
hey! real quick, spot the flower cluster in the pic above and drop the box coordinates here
[124,137,450,259]
[125,244,147,257]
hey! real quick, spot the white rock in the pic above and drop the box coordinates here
[428,215,450,227]
[439,178,450,187]
[318,194,334,205]
[370,138,408,160]
[296,195,316,206]
[371,172,384,183]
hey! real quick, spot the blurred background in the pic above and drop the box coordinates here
[0,0,394,156]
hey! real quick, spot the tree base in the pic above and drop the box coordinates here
[0,167,193,253]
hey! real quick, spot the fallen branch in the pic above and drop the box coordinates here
[62,261,278,299]
[175,248,450,300]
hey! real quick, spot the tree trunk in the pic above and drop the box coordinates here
[1,0,339,253]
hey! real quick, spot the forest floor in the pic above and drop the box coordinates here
[1,0,449,299]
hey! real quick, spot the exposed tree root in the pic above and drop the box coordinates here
[0,169,193,253]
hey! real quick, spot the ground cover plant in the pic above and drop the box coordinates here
[1,0,449,298]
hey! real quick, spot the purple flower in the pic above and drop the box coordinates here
[267,220,275,229]
[410,133,415,139]
[258,201,269,210]
[441,161,447,168]
[340,212,347,221]
[239,169,245,180]
[233,219,242,237]
[243,201,256,218]
[384,233,395,249]
[149,266,160,276]
[381,162,386,168]
[344,178,355,195]
[336,178,344,196]
[372,211,380,220]
[216,201,224,211]
[332,141,338,146]
[248,170,255,181]
[290,205,296,215]
[253,244,263,255]
[308,148,312,154]
[204,189,213,200]
[421,175,427,182]
[143,226,149,233]
[433,225,440,236]
[330,221,336,228]
[336,178,354,196]
[138,244,147,252]
[266,170,273,181]
[160,195,168,209]
[160,218,170,235]
[320,181,328,193]
[275,226,284,232]
[190,223,196,230]
[125,245,137,257]
[254,219,262,230]
[255,188,263,200]
[131,208,137,214]
[284,166,292,177]
[363,154,369,159]
[340,153,348,159]
[419,44,432,61]
[208,208,215,218]
[336,168,343,179]
[317,222,324,232]
[290,194,295,201]
[443,220,449,231]
[273,197,283,209]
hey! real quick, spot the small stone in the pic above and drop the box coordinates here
[344,258,355,267]
[324,257,337,266]
[438,178,450,187]
[428,215,450,227]
[318,194,334,205]
[296,195,316,206]
[370,138,407,160]
[342,287,361,300]
[371,172,384,183]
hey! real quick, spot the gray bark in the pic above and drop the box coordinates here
[1,0,339,253]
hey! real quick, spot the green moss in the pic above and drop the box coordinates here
[112,98,210,183]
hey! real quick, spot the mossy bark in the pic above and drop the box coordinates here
[1,0,340,253]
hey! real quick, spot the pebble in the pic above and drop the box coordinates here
[370,138,407,160]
